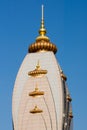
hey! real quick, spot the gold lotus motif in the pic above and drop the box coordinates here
[28,69,47,77]
[30,106,43,114]
[28,61,47,77]
[29,87,44,97]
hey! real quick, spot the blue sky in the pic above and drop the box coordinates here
[0,0,87,130]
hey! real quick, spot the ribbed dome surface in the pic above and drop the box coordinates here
[28,39,57,54]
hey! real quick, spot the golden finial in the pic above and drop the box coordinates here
[28,5,57,54]
[36,60,40,70]
[39,5,46,36]
[36,5,49,41]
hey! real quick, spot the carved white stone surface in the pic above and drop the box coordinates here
[12,51,64,130]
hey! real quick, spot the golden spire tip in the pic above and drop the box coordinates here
[38,5,46,36]
[36,5,50,41]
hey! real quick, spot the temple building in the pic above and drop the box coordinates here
[12,5,73,130]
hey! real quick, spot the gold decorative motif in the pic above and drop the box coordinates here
[30,105,43,114]
[29,85,44,97]
[69,111,73,118]
[28,5,57,54]
[66,94,72,102]
[28,61,47,77]
[36,6,49,42]
[28,40,57,54]
[61,71,67,81]
[36,5,49,42]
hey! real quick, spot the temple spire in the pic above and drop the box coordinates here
[39,5,46,36]
[29,5,57,54]
[36,5,50,41]
[42,5,44,20]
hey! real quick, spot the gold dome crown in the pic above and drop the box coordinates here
[28,5,57,54]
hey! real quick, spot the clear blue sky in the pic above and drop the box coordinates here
[0,0,87,130]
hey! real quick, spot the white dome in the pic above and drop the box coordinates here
[12,51,65,130]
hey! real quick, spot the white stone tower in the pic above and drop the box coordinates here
[12,5,73,130]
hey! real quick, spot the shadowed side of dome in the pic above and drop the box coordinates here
[28,5,57,54]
